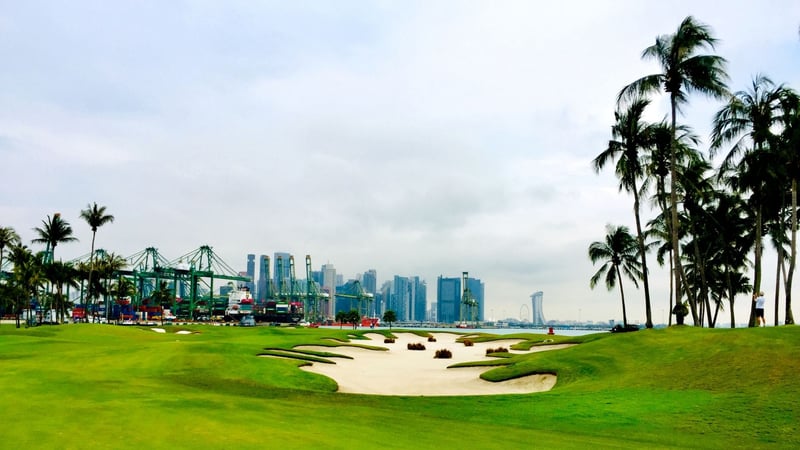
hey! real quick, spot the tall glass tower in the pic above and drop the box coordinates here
[531,291,546,325]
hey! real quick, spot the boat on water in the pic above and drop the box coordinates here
[224,287,254,321]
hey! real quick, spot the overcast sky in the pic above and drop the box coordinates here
[2,1,799,324]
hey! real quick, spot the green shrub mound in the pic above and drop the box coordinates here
[485,346,509,355]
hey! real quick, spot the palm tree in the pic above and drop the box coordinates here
[0,226,21,272]
[8,245,44,328]
[44,261,79,323]
[589,225,643,327]
[32,213,78,263]
[79,203,115,317]
[593,98,656,328]
[91,252,127,322]
[620,15,728,317]
[711,75,787,327]
[777,89,800,324]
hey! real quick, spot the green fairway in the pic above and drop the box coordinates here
[1,324,798,449]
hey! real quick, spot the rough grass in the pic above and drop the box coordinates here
[0,323,798,449]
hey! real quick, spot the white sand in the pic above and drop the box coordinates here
[294,332,573,396]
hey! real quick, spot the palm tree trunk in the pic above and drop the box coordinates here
[616,268,628,327]
[749,204,763,327]
[669,97,689,324]
[725,269,736,328]
[774,248,783,326]
[632,186,653,328]
[787,178,797,324]
[86,231,97,323]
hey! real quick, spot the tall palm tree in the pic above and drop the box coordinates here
[589,225,643,327]
[620,15,728,316]
[711,75,787,327]
[79,203,115,314]
[777,89,800,324]
[0,226,21,273]
[594,97,656,328]
[32,213,78,262]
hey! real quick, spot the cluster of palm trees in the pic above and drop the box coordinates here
[0,203,118,327]
[589,16,798,329]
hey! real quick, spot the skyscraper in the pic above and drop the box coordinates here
[436,276,461,324]
[257,255,268,301]
[245,254,255,292]
[273,252,291,293]
[531,291,545,325]
[321,263,336,317]
[362,269,377,295]
[411,276,427,322]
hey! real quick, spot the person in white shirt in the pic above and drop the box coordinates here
[753,291,767,327]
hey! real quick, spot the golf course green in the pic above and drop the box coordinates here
[1,324,797,449]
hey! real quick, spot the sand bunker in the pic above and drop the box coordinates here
[294,332,572,396]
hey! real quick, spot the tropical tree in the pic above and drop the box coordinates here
[44,261,79,323]
[589,225,643,327]
[711,74,786,326]
[90,252,127,322]
[620,15,729,315]
[777,89,800,324]
[382,309,397,330]
[79,203,115,318]
[0,226,21,272]
[346,309,361,330]
[8,245,44,328]
[32,213,78,263]
[335,310,346,329]
[148,281,171,325]
[594,97,657,328]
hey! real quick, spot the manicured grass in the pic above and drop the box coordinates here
[1,324,798,449]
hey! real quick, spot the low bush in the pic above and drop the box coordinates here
[485,347,509,355]
[384,338,395,343]
[463,339,474,347]
[427,336,437,342]
[407,342,426,351]
[434,349,452,359]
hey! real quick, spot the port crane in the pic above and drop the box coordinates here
[460,271,478,327]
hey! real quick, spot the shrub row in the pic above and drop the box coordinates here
[485,347,509,355]
[463,339,474,347]
[427,336,437,342]
[407,342,426,351]
[384,338,395,343]
[434,349,452,359]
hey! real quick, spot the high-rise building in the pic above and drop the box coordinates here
[531,291,545,325]
[436,276,461,324]
[257,255,268,301]
[362,269,377,295]
[411,277,427,322]
[321,263,336,317]
[245,254,255,293]
[389,276,410,321]
[273,252,291,293]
